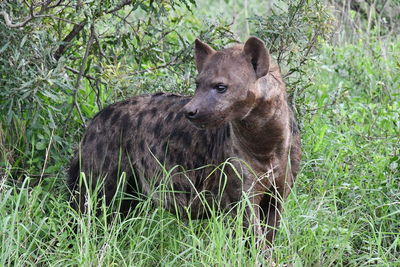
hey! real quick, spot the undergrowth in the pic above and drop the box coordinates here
[1,38,399,266]
[1,0,399,266]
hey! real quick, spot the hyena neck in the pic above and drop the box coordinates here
[229,73,290,171]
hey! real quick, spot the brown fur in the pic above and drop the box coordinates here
[68,37,301,245]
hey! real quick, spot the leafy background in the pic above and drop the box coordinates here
[0,0,399,265]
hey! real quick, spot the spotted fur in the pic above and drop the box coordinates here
[68,37,301,245]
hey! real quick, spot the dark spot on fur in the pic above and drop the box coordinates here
[173,183,183,192]
[153,121,162,136]
[169,129,180,140]
[126,141,133,152]
[226,125,231,139]
[181,132,191,147]
[166,112,174,122]
[86,131,95,143]
[102,155,110,168]
[98,106,114,121]
[162,142,168,153]
[158,153,165,164]
[175,112,184,121]
[186,162,193,170]
[150,145,157,154]
[106,180,115,191]
[176,151,184,164]
[137,110,150,127]
[194,173,203,188]
[201,132,208,146]
[96,142,104,155]
[138,140,145,152]
[111,110,122,123]
[120,113,131,133]
[120,113,130,123]
[183,185,192,193]
[207,145,214,158]
[150,107,157,116]
[194,153,206,167]
[137,112,144,128]
[141,157,148,169]
[179,98,190,105]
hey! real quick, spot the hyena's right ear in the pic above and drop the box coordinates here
[194,39,215,73]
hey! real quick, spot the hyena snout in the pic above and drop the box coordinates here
[183,101,203,121]
[183,102,211,128]
[184,107,199,120]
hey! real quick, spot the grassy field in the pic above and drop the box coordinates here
[1,1,399,266]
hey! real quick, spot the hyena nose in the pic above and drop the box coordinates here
[185,109,199,120]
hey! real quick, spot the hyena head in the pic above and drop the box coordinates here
[183,37,270,128]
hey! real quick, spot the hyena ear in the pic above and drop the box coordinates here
[243,37,270,79]
[194,39,215,73]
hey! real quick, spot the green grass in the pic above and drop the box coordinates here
[1,29,399,267]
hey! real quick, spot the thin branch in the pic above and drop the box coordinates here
[106,0,132,14]
[0,0,76,29]
[64,24,96,127]
[54,21,86,60]
[74,24,96,126]
[0,11,46,28]
[284,31,318,78]
[129,56,181,76]
[65,66,104,83]
[111,11,136,31]
[92,26,110,64]
[39,128,54,181]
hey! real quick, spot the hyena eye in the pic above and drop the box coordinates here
[214,83,227,93]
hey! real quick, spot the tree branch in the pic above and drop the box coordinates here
[63,24,96,127]
[129,56,181,76]
[106,0,132,14]
[0,11,42,28]
[284,31,318,78]
[65,66,103,82]
[54,21,86,60]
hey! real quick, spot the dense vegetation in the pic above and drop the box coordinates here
[1,0,399,265]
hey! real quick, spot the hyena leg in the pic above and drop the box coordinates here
[260,190,283,245]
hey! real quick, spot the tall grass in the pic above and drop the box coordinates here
[1,36,399,266]
[1,0,399,264]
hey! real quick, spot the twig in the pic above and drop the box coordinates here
[88,79,103,110]
[111,11,136,31]
[129,57,180,76]
[0,10,47,28]
[54,21,86,60]
[284,31,318,78]
[65,66,104,82]
[105,0,132,14]
[92,26,111,65]
[74,24,96,127]
[64,24,96,128]
[40,128,55,181]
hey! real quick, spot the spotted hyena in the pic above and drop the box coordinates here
[68,37,301,245]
